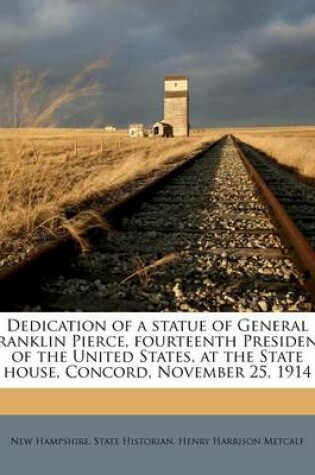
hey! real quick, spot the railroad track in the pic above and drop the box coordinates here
[1,135,315,312]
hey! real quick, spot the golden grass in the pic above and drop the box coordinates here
[1,61,106,128]
[120,253,180,286]
[3,124,315,262]
[226,126,315,179]
[0,129,220,260]
[0,62,222,262]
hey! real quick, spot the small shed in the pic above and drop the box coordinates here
[128,123,145,138]
[104,126,116,132]
[152,121,173,138]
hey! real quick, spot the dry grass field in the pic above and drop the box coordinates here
[0,128,220,263]
[1,123,314,266]
[220,126,315,180]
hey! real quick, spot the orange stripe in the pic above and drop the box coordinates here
[1,389,315,415]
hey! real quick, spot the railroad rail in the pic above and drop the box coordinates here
[0,135,315,312]
[233,136,315,299]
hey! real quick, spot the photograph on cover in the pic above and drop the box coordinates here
[0,1,314,314]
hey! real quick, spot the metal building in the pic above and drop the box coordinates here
[164,76,189,137]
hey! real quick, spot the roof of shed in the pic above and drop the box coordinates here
[153,120,172,127]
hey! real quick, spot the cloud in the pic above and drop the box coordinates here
[252,15,315,73]
[0,0,315,126]
[226,14,315,86]
[267,15,315,40]
[0,0,90,47]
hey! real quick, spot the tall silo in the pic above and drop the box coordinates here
[164,76,189,137]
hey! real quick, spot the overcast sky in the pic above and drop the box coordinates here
[0,0,315,127]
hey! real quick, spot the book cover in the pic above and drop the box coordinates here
[0,1,315,473]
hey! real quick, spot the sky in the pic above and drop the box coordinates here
[0,0,315,127]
